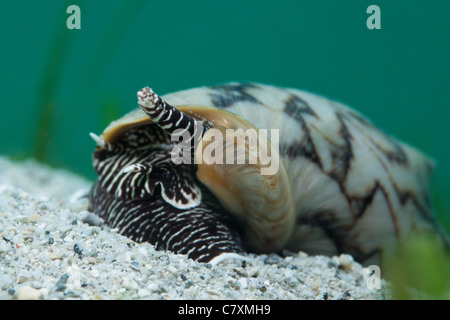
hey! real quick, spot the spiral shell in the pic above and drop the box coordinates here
[88,82,446,265]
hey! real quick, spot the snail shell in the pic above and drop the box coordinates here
[88,83,446,265]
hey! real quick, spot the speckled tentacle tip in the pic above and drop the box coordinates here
[88,82,449,266]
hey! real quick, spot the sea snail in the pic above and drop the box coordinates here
[88,83,448,266]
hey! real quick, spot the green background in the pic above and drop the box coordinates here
[0,1,449,234]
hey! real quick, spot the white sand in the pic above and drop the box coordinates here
[0,156,390,300]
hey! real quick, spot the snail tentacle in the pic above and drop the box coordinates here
[137,87,211,162]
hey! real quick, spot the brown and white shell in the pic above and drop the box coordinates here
[88,82,447,266]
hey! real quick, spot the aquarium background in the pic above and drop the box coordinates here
[1,0,449,236]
